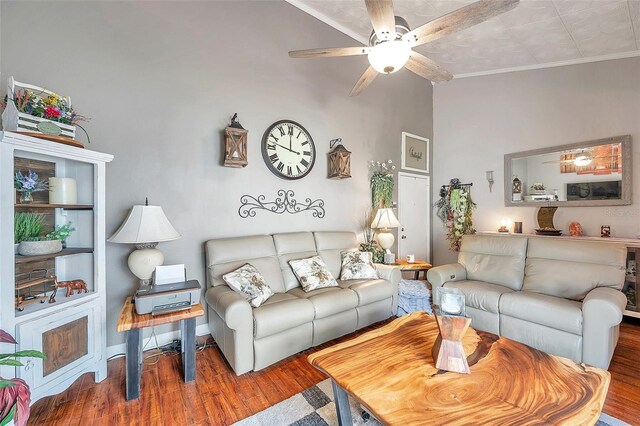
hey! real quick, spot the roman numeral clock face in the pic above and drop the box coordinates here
[261,120,316,180]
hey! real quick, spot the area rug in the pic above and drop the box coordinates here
[233,379,629,426]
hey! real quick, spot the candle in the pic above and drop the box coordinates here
[48,177,77,205]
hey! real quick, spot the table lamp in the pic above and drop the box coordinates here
[371,208,401,259]
[108,200,181,287]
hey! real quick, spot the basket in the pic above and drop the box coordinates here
[1,76,76,139]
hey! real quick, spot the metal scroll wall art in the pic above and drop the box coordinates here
[239,189,325,218]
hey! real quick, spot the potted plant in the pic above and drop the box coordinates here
[13,213,45,254]
[47,223,75,249]
[359,210,384,263]
[0,329,46,426]
[14,170,48,204]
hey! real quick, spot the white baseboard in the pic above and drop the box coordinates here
[107,323,211,359]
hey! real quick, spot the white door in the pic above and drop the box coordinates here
[398,173,431,262]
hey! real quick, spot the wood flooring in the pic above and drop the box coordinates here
[28,318,640,426]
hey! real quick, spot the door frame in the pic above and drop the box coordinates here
[397,172,431,263]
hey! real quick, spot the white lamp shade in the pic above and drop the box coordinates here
[108,205,181,244]
[371,208,401,229]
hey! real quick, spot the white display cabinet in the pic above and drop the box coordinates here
[0,131,113,403]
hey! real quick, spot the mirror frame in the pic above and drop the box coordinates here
[504,135,632,207]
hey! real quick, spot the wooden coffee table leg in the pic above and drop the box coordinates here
[331,380,352,426]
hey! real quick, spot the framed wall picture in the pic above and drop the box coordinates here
[401,132,429,173]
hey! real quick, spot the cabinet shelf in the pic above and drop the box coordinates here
[14,203,93,210]
[15,248,93,264]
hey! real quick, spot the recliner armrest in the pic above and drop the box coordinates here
[583,287,626,327]
[375,263,401,286]
[426,263,467,288]
[582,286,627,369]
[205,285,253,331]
[375,263,401,315]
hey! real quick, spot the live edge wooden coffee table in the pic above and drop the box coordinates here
[308,312,610,426]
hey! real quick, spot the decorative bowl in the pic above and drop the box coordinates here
[18,240,63,256]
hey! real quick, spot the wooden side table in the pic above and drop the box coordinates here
[393,259,433,280]
[116,296,205,400]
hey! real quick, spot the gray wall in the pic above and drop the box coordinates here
[433,57,640,265]
[1,1,433,346]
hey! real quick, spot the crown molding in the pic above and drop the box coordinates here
[451,50,640,79]
[284,0,369,45]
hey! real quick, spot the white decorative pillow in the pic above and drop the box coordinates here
[289,256,338,292]
[340,251,379,280]
[222,263,274,308]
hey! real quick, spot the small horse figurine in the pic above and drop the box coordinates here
[53,278,88,299]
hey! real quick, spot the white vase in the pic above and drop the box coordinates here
[18,240,63,256]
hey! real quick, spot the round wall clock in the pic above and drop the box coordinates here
[261,120,316,180]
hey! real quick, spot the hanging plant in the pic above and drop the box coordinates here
[369,160,395,208]
[435,178,476,251]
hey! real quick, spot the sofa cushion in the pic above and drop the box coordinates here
[273,232,318,291]
[288,287,358,319]
[313,232,359,278]
[253,293,314,339]
[222,264,274,308]
[289,256,338,292]
[338,279,394,306]
[443,280,513,315]
[206,235,286,293]
[523,238,627,301]
[458,234,528,291]
[499,291,583,335]
[340,251,378,280]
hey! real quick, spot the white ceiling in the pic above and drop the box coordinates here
[288,0,640,77]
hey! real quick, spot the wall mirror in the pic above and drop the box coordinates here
[504,135,632,207]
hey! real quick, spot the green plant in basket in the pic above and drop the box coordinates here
[13,213,46,244]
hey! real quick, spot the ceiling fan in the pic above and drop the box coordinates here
[542,147,616,167]
[289,0,520,96]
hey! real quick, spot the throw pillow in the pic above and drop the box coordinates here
[222,263,274,308]
[340,251,379,280]
[289,256,338,292]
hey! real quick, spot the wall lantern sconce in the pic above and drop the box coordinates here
[224,113,248,168]
[485,171,494,192]
[327,138,351,179]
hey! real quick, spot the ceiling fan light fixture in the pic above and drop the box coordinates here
[574,154,592,167]
[367,40,411,74]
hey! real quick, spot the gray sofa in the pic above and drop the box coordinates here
[427,234,627,369]
[205,231,401,375]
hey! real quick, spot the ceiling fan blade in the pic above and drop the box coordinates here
[403,0,520,47]
[365,0,396,41]
[405,53,453,82]
[289,46,370,58]
[350,66,378,96]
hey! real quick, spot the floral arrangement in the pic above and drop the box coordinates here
[0,329,46,426]
[4,88,86,126]
[14,170,48,194]
[435,178,476,251]
[369,160,396,209]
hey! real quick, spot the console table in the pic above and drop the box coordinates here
[116,296,204,400]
